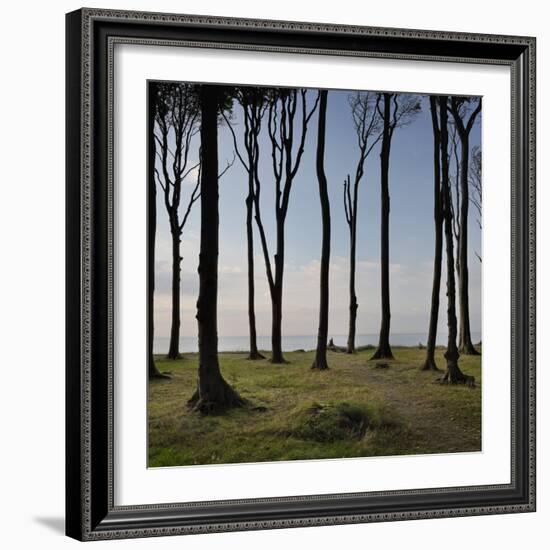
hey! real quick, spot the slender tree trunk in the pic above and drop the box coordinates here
[312,90,330,370]
[439,96,474,386]
[345,173,359,355]
[188,85,245,413]
[270,218,286,363]
[372,94,394,360]
[270,291,284,362]
[422,96,443,372]
[347,215,358,354]
[148,84,169,379]
[245,182,264,360]
[166,228,182,359]
[457,138,480,355]
[261,89,318,364]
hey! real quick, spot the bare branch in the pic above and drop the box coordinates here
[469,145,482,231]
[343,175,352,228]
[154,82,200,235]
[154,168,166,192]
[449,96,481,137]
[289,89,320,181]
[218,152,236,179]
[221,110,249,171]
[181,161,201,183]
[179,162,201,232]
[252,166,275,292]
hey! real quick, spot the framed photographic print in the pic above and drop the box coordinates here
[65,8,536,541]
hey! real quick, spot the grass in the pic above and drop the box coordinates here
[148,347,481,467]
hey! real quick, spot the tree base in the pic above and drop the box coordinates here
[421,358,441,371]
[458,344,481,356]
[437,368,476,387]
[311,359,329,370]
[327,342,343,352]
[166,353,182,361]
[247,351,266,360]
[187,380,247,415]
[371,345,394,360]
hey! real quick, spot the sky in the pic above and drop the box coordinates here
[152,86,482,350]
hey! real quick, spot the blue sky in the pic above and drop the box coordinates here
[153,87,481,347]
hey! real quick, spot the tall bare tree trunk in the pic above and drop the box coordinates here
[155,84,200,362]
[222,90,266,361]
[245,183,264,360]
[450,98,481,356]
[457,140,480,355]
[343,92,383,353]
[167,229,182,359]
[312,90,330,370]
[422,96,443,372]
[346,180,358,354]
[148,83,169,379]
[188,85,245,413]
[347,251,358,354]
[372,93,394,360]
[271,220,286,363]
[440,96,474,386]
[259,89,319,364]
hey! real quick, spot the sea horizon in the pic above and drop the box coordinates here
[153,331,482,354]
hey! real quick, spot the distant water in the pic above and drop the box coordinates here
[153,332,481,354]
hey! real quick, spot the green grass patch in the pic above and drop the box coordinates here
[148,346,481,467]
[288,401,401,442]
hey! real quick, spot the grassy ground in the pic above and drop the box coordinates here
[148,347,481,467]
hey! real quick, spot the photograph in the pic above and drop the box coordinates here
[0,0,543,544]
[62,5,536,542]
[147,81,483,468]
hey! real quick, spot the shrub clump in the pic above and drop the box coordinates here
[289,401,400,443]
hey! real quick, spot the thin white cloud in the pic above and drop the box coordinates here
[152,251,481,342]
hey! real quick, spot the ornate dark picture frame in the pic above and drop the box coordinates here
[66,8,536,541]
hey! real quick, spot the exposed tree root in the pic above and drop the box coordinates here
[437,368,476,388]
[247,351,266,360]
[311,359,329,370]
[187,380,247,415]
[149,360,172,380]
[371,346,394,360]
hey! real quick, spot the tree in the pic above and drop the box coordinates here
[254,88,319,363]
[371,93,421,360]
[222,87,268,360]
[188,85,245,414]
[311,90,330,370]
[343,92,382,354]
[439,95,475,386]
[469,146,482,263]
[148,82,171,379]
[154,83,200,360]
[449,97,482,355]
[449,123,461,275]
[421,96,444,372]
